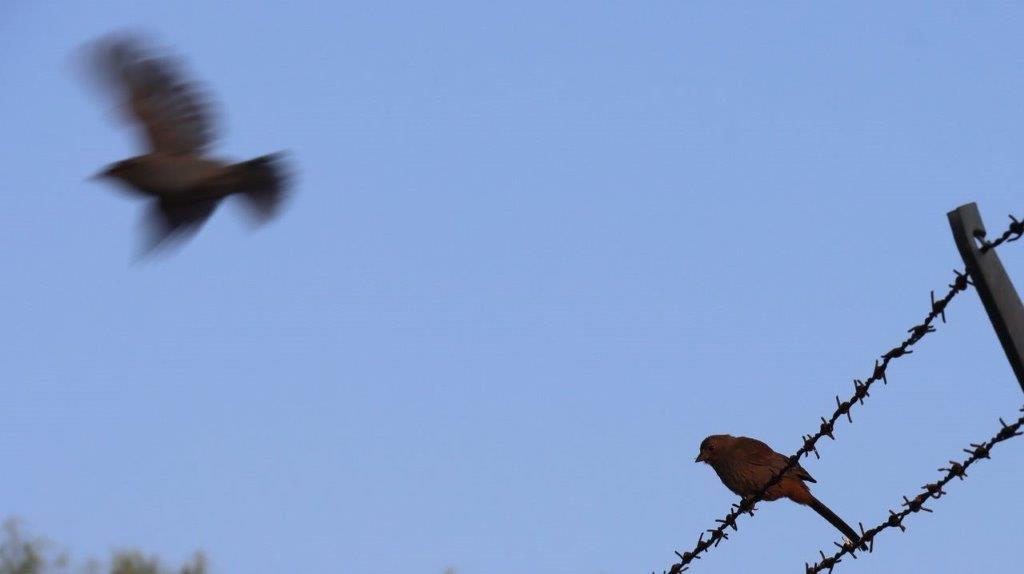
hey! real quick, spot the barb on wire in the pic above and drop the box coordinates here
[977,214,1024,253]
[805,406,1024,574]
[661,213,1022,574]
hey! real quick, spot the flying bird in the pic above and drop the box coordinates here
[86,34,290,252]
[695,434,868,551]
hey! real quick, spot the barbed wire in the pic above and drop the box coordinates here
[661,212,1023,574]
[661,269,972,574]
[805,405,1024,573]
[977,214,1024,253]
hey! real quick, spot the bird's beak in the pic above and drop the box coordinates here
[694,453,706,463]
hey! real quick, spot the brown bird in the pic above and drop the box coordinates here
[86,34,290,252]
[695,434,868,551]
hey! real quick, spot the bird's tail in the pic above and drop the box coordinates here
[232,153,290,223]
[807,495,868,551]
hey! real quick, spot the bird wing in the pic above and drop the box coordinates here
[736,437,817,483]
[143,197,220,253]
[92,35,217,154]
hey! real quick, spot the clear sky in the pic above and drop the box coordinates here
[2,2,1023,573]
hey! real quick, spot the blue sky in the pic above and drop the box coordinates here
[2,2,1023,573]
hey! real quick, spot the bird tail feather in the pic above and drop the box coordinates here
[232,153,289,222]
[807,495,868,551]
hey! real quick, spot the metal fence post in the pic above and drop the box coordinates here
[948,202,1024,393]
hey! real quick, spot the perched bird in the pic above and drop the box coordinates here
[86,34,290,252]
[695,434,868,551]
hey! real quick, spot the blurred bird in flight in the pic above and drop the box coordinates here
[84,33,290,254]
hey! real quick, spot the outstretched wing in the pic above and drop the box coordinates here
[92,34,217,154]
[142,197,220,254]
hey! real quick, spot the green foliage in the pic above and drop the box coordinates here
[0,519,68,574]
[0,519,203,574]
[109,551,206,574]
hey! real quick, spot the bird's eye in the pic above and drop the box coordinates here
[706,445,714,452]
